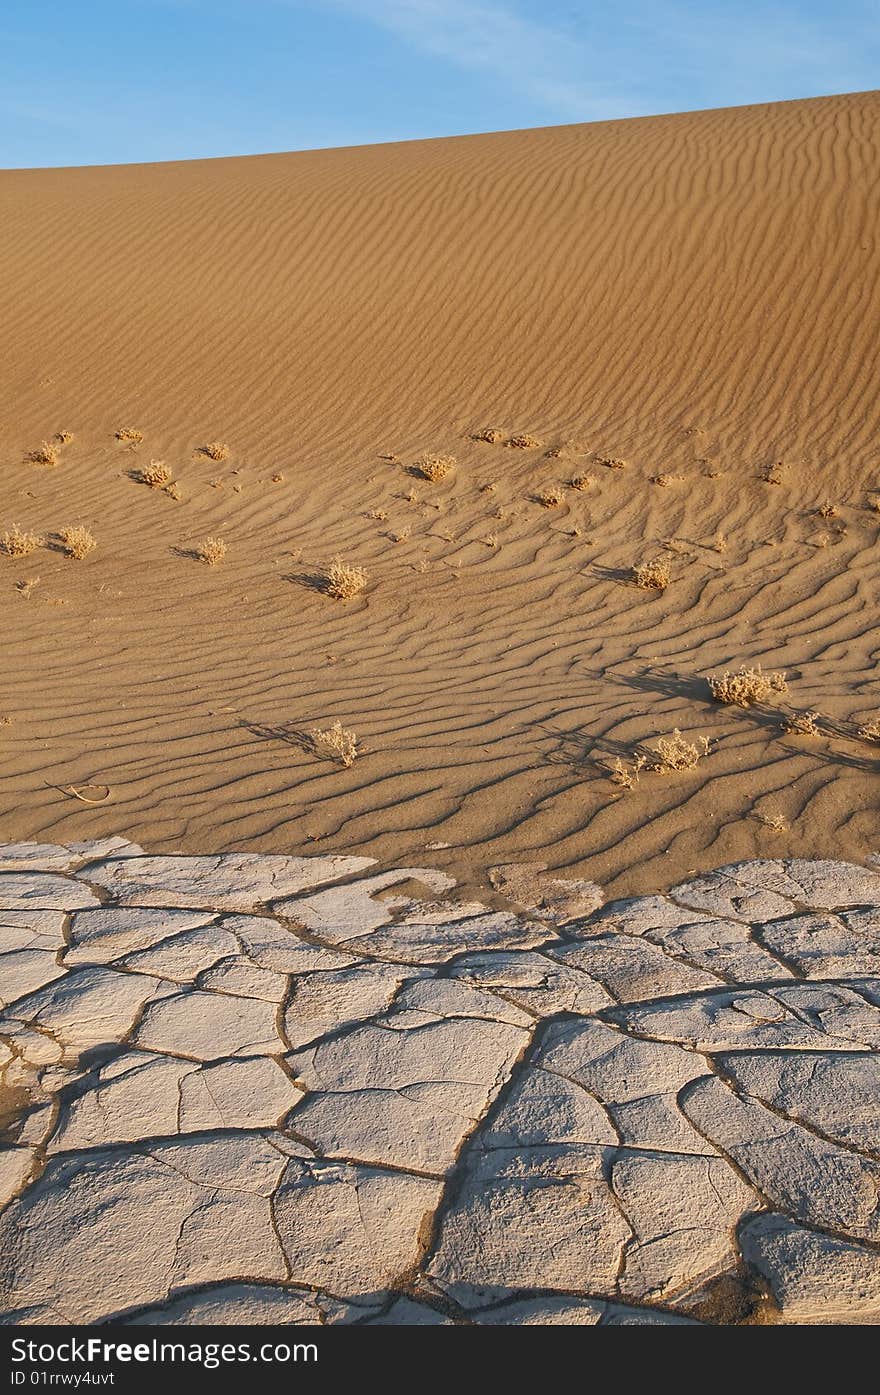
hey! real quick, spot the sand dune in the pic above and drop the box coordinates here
[1,91,879,895]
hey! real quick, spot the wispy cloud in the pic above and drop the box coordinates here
[319,1,640,121]
[318,1,880,125]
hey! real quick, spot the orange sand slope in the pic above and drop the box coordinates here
[1,91,878,895]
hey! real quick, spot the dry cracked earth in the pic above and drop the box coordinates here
[2,839,880,1326]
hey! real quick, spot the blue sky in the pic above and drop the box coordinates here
[2,1,878,168]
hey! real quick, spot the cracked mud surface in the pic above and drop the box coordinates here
[2,839,880,1325]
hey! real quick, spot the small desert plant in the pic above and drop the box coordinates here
[570,473,596,491]
[473,427,504,444]
[758,810,788,832]
[59,526,96,560]
[15,576,40,598]
[817,501,839,518]
[546,441,588,460]
[202,442,230,462]
[633,557,671,590]
[783,709,820,737]
[55,431,74,446]
[763,461,788,485]
[483,533,499,548]
[650,730,711,773]
[417,453,456,483]
[537,485,565,507]
[271,471,285,483]
[598,456,626,469]
[311,720,358,768]
[27,441,58,467]
[651,473,683,487]
[324,557,368,600]
[708,665,787,707]
[610,754,646,790]
[704,462,723,478]
[115,427,144,444]
[197,536,227,566]
[857,718,880,742]
[366,507,388,521]
[2,525,43,558]
[713,531,727,553]
[507,433,542,449]
[139,459,173,490]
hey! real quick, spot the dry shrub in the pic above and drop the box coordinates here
[651,473,683,487]
[472,427,504,444]
[708,665,787,707]
[2,525,43,558]
[817,501,839,518]
[165,481,182,501]
[59,526,95,560]
[15,577,40,599]
[758,810,788,832]
[713,531,727,553]
[366,507,388,521]
[417,453,456,483]
[271,471,285,483]
[546,441,588,460]
[197,536,227,566]
[311,720,358,767]
[115,427,144,444]
[140,459,173,489]
[610,754,646,790]
[633,557,670,590]
[763,461,788,485]
[857,718,880,742]
[27,441,58,467]
[483,533,499,548]
[650,730,711,773]
[783,710,820,737]
[598,456,626,469]
[507,433,542,449]
[55,431,74,446]
[324,557,368,600]
[203,442,230,462]
[570,473,596,491]
[537,485,565,507]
